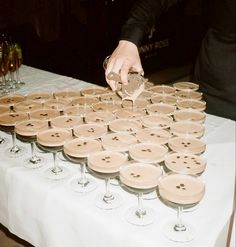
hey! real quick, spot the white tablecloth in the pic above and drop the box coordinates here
[0,65,235,247]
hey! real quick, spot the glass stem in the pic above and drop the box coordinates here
[174,206,186,232]
[79,162,88,185]
[136,192,146,218]
[30,141,39,162]
[52,152,62,174]
[104,178,112,198]
[11,130,18,150]
[103,177,114,203]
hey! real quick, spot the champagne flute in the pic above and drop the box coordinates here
[158,172,205,242]
[87,150,127,210]
[14,43,25,86]
[119,162,162,226]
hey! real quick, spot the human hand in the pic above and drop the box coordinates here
[105,40,144,91]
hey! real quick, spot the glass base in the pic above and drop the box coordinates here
[24,156,46,169]
[95,192,122,210]
[163,220,195,242]
[44,166,70,180]
[69,176,97,193]
[5,145,27,158]
[125,206,155,226]
[0,136,9,147]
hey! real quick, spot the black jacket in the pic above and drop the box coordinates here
[120,0,236,46]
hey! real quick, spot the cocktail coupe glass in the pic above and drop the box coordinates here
[0,111,28,158]
[63,138,101,193]
[15,119,48,168]
[36,128,72,180]
[119,162,163,226]
[158,172,205,242]
[87,150,127,210]
[50,114,83,162]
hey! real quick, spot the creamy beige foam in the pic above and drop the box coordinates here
[120,162,162,189]
[121,98,149,109]
[44,99,71,111]
[158,173,205,205]
[164,153,206,175]
[88,150,127,173]
[149,85,176,95]
[63,138,101,158]
[37,128,72,147]
[73,123,107,140]
[15,119,48,137]
[51,115,83,129]
[0,105,9,114]
[173,82,199,92]
[175,90,202,100]
[141,115,173,129]
[170,121,205,138]
[0,95,25,106]
[138,90,153,99]
[84,111,115,124]
[129,142,168,163]
[63,105,93,116]
[100,92,122,102]
[108,118,142,134]
[177,99,206,112]
[71,96,99,106]
[80,86,108,97]
[14,100,42,112]
[54,90,81,99]
[0,112,28,126]
[30,109,60,120]
[151,94,177,105]
[146,103,176,116]
[101,132,137,152]
[115,108,146,120]
[92,101,121,112]
[26,92,52,102]
[135,128,170,145]
[168,136,206,154]
[174,109,206,123]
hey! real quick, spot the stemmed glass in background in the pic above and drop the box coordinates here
[119,162,162,226]
[87,150,127,210]
[158,172,205,242]
[0,38,10,95]
[0,33,25,93]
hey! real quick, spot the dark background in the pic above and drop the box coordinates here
[0,0,206,86]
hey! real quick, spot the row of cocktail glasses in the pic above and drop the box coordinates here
[0,113,205,243]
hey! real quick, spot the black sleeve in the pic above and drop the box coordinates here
[120,0,183,46]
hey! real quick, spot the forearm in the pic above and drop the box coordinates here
[120,0,183,46]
